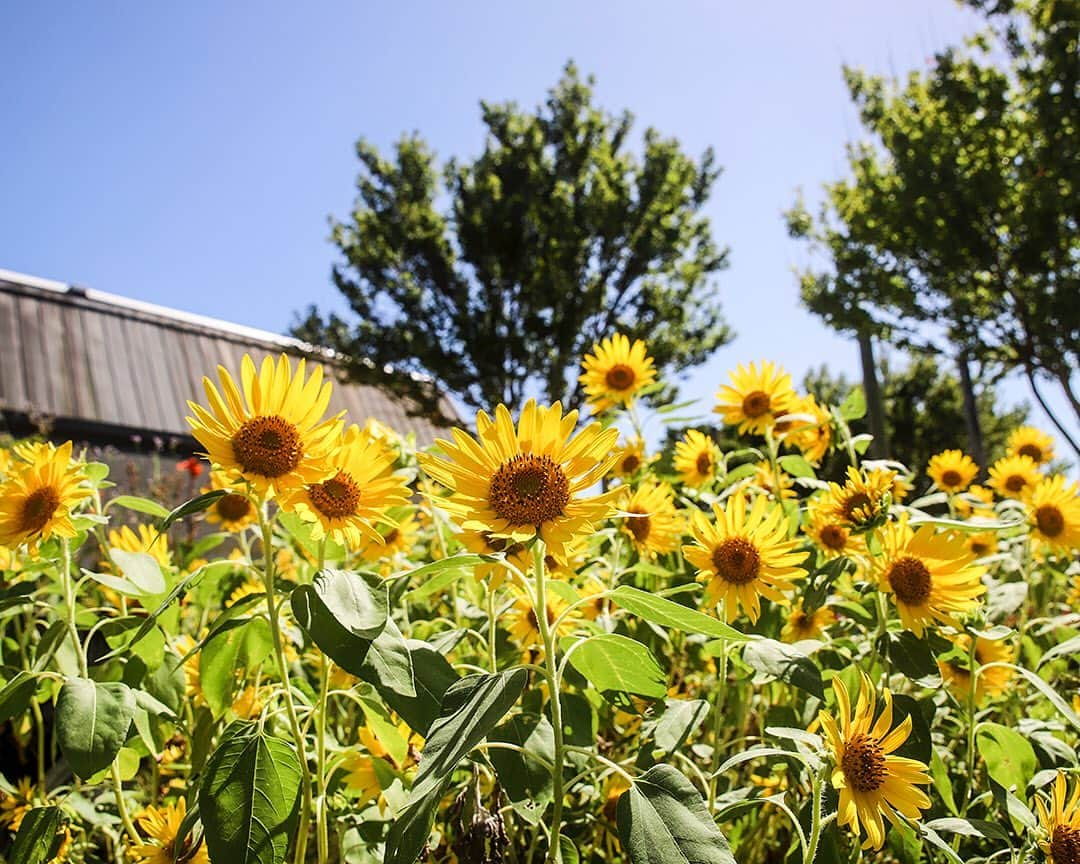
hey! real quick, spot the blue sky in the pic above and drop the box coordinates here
[2,2,1075,453]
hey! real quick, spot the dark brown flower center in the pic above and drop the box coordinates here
[19,485,61,534]
[841,733,887,792]
[1018,443,1043,462]
[1005,473,1027,494]
[742,390,771,418]
[489,454,570,526]
[1050,825,1080,864]
[525,603,557,632]
[792,612,812,632]
[383,528,400,545]
[695,452,713,477]
[627,511,651,543]
[940,469,963,488]
[711,538,761,585]
[819,523,848,551]
[888,556,933,606]
[969,539,990,556]
[1035,504,1065,538]
[605,364,636,392]
[481,532,526,557]
[232,415,302,478]
[841,492,872,523]
[620,454,641,474]
[308,471,361,519]
[216,492,253,523]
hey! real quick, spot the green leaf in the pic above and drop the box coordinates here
[0,582,36,611]
[358,617,415,698]
[568,634,667,701]
[742,639,824,699]
[291,569,388,676]
[839,387,866,421]
[617,764,737,864]
[648,698,710,758]
[886,631,939,681]
[395,554,488,586]
[778,454,816,478]
[0,669,38,721]
[200,721,303,864]
[977,722,1036,793]
[200,617,274,717]
[161,489,228,531]
[383,776,451,864]
[923,817,1011,844]
[108,495,172,519]
[1038,634,1080,669]
[108,549,167,595]
[10,806,64,864]
[610,586,750,641]
[488,712,555,808]
[930,747,959,816]
[56,678,136,779]
[366,639,458,737]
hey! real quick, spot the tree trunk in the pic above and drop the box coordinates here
[1054,368,1080,425]
[857,329,888,458]
[1026,365,1080,458]
[956,351,986,473]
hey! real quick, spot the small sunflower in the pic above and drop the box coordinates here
[741,460,797,501]
[360,510,420,564]
[282,423,411,549]
[673,430,719,488]
[805,501,865,560]
[504,585,580,656]
[1037,772,1080,864]
[459,529,530,588]
[419,400,619,562]
[1007,425,1055,466]
[620,480,682,558]
[109,523,172,569]
[683,488,809,623]
[1026,475,1080,553]
[203,471,258,532]
[954,484,995,518]
[611,437,652,480]
[0,441,91,551]
[926,450,979,494]
[0,777,35,832]
[819,673,931,850]
[781,603,835,642]
[186,353,344,498]
[873,521,986,637]
[988,454,1042,500]
[128,798,208,864]
[781,394,833,465]
[714,360,797,435]
[965,518,999,558]
[579,334,657,413]
[172,634,205,707]
[823,466,894,531]
[577,575,609,621]
[937,634,1013,703]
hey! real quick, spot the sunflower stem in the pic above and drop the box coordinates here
[532,541,565,864]
[963,634,980,813]
[804,765,826,863]
[707,602,729,812]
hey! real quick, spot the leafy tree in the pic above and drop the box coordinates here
[294,63,731,421]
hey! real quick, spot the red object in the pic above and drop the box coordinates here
[177,456,205,477]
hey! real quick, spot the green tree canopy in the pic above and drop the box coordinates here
[294,63,731,421]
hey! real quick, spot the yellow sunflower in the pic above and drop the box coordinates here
[987,454,1042,500]
[128,798,208,864]
[109,523,172,569]
[1007,425,1055,466]
[1026,474,1080,553]
[620,480,682,558]
[611,437,653,480]
[741,460,797,501]
[1037,772,1080,864]
[819,673,931,850]
[926,450,979,494]
[954,484,994,518]
[359,510,420,565]
[937,634,1013,703]
[504,585,581,656]
[823,466,895,530]
[0,441,91,551]
[173,634,205,707]
[805,500,866,560]
[0,777,35,832]
[965,517,999,559]
[873,521,986,637]
[673,430,719,488]
[714,360,797,435]
[781,603,835,642]
[282,423,411,549]
[682,488,809,623]
[579,334,657,413]
[419,400,619,562]
[186,353,344,498]
[577,575,609,621]
[203,471,258,532]
[458,529,530,588]
[781,394,833,465]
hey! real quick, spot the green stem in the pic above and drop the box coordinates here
[707,603,728,811]
[315,538,329,864]
[963,635,980,814]
[804,767,826,863]
[532,542,564,864]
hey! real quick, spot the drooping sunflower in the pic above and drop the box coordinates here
[419,400,619,562]
[1037,772,1080,864]
[128,798,209,864]
[805,500,865,560]
[926,450,979,494]
[823,466,895,531]
[937,634,1014,703]
[781,394,833,465]
[458,528,530,588]
[1026,474,1080,553]
[620,480,683,558]
[579,334,657,413]
[203,471,258,532]
[611,437,653,480]
[714,360,797,435]
[781,603,835,642]
[1007,425,1055,466]
[186,353,344,498]
[873,521,986,637]
[0,441,91,551]
[987,454,1042,500]
[683,488,809,623]
[819,673,932,850]
[673,430,719,488]
[108,523,172,569]
[282,423,411,549]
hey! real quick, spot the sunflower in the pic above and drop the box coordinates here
[673,430,719,488]
[781,394,833,465]
[781,603,835,642]
[873,521,986,637]
[714,361,797,435]
[926,450,979,494]
[987,454,1042,500]
[954,484,995,518]
[0,777,35,832]
[360,510,420,565]
[0,441,91,551]
[172,634,205,707]
[964,518,999,559]
[620,480,682,558]
[579,334,657,413]
[937,634,1013,703]
[611,437,653,480]
[577,575,609,621]
[741,460,797,501]
[186,353,344,498]
[1007,425,1055,466]
[819,673,931,850]
[504,585,581,657]
[128,798,209,864]
[1037,772,1080,864]
[109,523,172,569]
[1026,474,1080,553]
[419,400,619,562]
[203,471,258,532]
[459,529,530,588]
[282,423,411,549]
[683,488,809,623]
[805,500,865,560]
[823,466,894,531]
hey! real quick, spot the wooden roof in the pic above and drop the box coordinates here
[0,269,456,447]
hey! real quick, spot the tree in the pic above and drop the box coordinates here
[294,63,731,421]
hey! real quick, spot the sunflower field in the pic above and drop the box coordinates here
[0,342,1078,864]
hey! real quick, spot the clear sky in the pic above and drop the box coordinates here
[2,2,1075,453]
